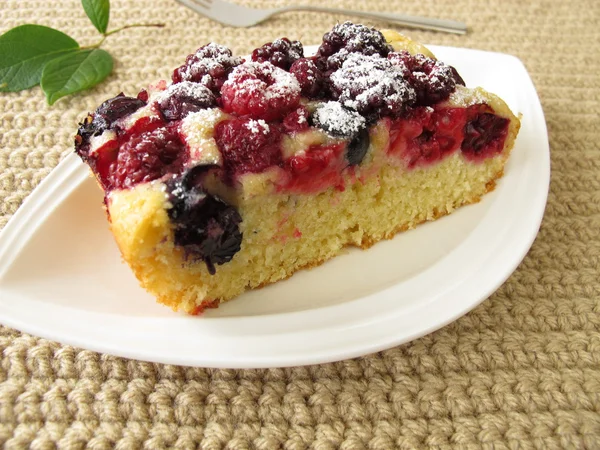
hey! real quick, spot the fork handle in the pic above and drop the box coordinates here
[276,6,467,35]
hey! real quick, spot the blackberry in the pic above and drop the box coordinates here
[388,51,464,106]
[156,81,216,121]
[289,57,326,98]
[251,37,303,70]
[317,22,392,70]
[330,53,416,120]
[75,93,145,155]
[172,43,243,95]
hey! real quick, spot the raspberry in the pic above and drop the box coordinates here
[109,127,188,189]
[167,166,242,275]
[215,117,283,181]
[317,21,392,70]
[330,53,415,120]
[251,37,303,70]
[156,81,216,121]
[289,57,326,98]
[461,106,509,160]
[388,51,464,106]
[283,106,310,133]
[220,62,301,121]
[75,93,146,155]
[172,43,243,95]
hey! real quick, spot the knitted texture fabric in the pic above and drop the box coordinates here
[1,0,600,448]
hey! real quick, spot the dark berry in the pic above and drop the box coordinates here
[311,101,366,139]
[172,43,243,95]
[220,62,300,121]
[156,81,216,121]
[75,93,146,156]
[251,37,303,70]
[109,127,188,189]
[317,22,392,70]
[388,51,463,106]
[461,107,509,159]
[289,57,326,98]
[167,167,242,274]
[330,53,415,120]
[283,106,310,133]
[215,117,283,181]
[346,128,370,166]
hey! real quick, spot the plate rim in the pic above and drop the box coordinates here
[0,45,550,368]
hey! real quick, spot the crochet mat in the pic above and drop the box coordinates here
[1,0,599,448]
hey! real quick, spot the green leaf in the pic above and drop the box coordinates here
[81,0,110,34]
[0,24,79,92]
[41,49,113,105]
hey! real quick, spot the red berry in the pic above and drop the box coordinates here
[283,106,310,133]
[215,117,283,181]
[220,62,301,121]
[109,127,188,189]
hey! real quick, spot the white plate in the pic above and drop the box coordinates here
[0,46,549,368]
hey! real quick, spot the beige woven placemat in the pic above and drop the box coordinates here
[1,0,600,448]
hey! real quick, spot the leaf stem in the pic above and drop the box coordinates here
[79,23,164,51]
[104,23,165,37]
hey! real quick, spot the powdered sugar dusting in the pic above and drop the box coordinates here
[312,101,366,138]
[179,43,242,83]
[155,81,214,104]
[180,108,225,166]
[226,61,300,101]
[245,119,270,134]
[331,53,415,115]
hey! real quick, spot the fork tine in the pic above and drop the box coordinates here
[179,0,211,10]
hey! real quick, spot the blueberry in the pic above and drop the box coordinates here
[346,127,370,166]
[166,167,243,274]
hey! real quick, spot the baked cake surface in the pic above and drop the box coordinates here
[75,23,521,314]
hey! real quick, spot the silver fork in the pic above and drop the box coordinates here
[175,0,467,34]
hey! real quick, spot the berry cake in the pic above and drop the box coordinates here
[75,23,521,314]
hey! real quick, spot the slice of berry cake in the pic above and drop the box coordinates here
[75,23,521,314]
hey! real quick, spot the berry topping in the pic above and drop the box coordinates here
[109,127,188,189]
[330,53,416,120]
[251,37,303,70]
[461,107,509,160]
[167,167,242,275]
[172,43,243,95]
[220,62,301,121]
[156,81,216,121]
[289,57,326,98]
[75,93,146,154]
[317,22,392,70]
[283,106,310,133]
[311,101,366,139]
[137,89,149,103]
[388,51,463,106]
[215,117,283,181]
[346,128,370,166]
